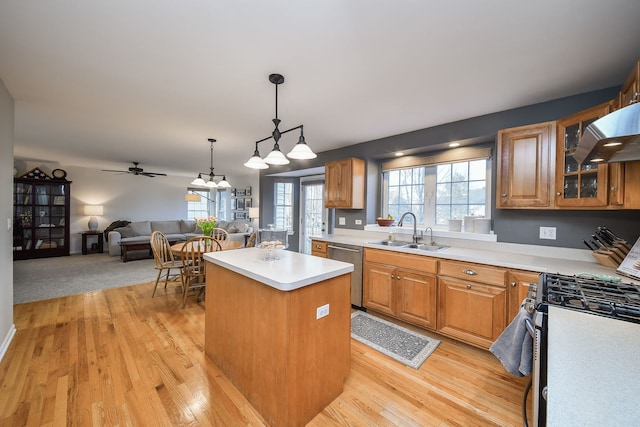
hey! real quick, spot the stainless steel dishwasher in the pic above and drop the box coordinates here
[326,243,363,308]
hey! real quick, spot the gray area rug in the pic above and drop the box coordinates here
[351,311,440,369]
[13,253,159,304]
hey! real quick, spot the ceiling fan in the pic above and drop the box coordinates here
[101,162,167,177]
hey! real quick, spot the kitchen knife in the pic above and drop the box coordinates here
[583,240,596,251]
[600,227,632,251]
[597,228,630,256]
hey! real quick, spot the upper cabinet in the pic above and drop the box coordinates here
[555,101,614,208]
[496,122,556,208]
[620,59,640,107]
[324,157,365,209]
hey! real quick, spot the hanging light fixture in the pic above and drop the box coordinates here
[191,138,232,188]
[244,73,317,169]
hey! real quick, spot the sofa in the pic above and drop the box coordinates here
[107,219,253,260]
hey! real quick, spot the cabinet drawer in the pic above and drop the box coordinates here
[311,240,328,257]
[439,260,507,287]
[364,248,437,274]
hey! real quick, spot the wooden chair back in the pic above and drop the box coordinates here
[210,228,229,243]
[179,236,222,307]
[150,231,174,268]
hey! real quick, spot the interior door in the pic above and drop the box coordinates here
[300,179,327,254]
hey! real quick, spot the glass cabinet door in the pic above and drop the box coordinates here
[556,102,612,208]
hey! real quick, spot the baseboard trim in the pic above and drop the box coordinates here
[0,324,16,363]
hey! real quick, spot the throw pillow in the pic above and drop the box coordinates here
[113,225,136,238]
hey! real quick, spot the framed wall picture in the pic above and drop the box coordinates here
[245,198,252,208]
[234,212,246,220]
[231,198,237,210]
[236,189,246,196]
[245,186,252,196]
[237,198,245,210]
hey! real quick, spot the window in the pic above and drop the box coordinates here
[382,157,490,227]
[274,181,294,232]
[216,190,228,221]
[186,189,211,220]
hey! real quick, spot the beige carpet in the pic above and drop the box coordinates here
[13,253,161,304]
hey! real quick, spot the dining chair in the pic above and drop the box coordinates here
[150,231,182,297]
[246,231,257,248]
[179,236,222,307]
[210,227,229,244]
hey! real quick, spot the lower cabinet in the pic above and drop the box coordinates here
[437,260,508,349]
[507,270,540,323]
[363,249,437,330]
[310,239,328,258]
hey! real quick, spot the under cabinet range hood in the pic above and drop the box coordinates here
[573,102,640,163]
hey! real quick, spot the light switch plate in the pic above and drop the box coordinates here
[355,219,362,225]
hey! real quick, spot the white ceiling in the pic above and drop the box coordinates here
[2,0,640,179]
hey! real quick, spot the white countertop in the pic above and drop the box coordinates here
[203,247,354,291]
[312,232,637,282]
[547,306,640,425]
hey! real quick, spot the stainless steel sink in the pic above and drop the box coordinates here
[369,241,449,251]
[402,243,449,252]
[369,240,413,247]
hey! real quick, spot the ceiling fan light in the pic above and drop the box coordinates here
[287,138,317,160]
[264,145,290,165]
[191,174,206,186]
[217,176,231,188]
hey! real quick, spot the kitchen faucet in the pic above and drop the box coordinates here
[425,227,435,246]
[397,212,418,244]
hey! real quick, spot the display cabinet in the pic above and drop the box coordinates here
[555,101,614,208]
[13,168,71,260]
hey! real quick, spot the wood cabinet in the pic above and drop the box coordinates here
[507,270,539,323]
[311,239,328,258]
[324,158,365,209]
[620,59,640,107]
[13,172,71,260]
[555,101,616,208]
[363,249,437,329]
[496,122,556,208]
[437,260,507,349]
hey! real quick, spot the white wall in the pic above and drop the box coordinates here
[0,80,16,362]
[11,162,262,254]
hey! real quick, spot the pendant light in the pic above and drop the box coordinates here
[191,138,231,188]
[244,73,316,169]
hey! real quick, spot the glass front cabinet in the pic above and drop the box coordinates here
[13,173,71,260]
[555,101,614,208]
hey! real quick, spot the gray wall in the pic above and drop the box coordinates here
[0,79,15,362]
[260,86,640,249]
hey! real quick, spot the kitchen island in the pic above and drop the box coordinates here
[203,247,354,427]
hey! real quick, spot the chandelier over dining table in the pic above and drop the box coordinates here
[244,73,317,169]
[191,138,231,188]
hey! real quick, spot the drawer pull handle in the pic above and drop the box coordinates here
[462,269,477,275]
[466,284,472,289]
[511,282,516,287]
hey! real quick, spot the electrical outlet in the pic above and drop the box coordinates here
[316,304,330,319]
[355,219,362,225]
[338,217,346,225]
[539,226,557,240]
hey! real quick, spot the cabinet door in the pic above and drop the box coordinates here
[363,262,395,316]
[496,122,555,208]
[620,60,640,107]
[396,269,437,329]
[555,102,612,208]
[324,158,365,209]
[507,270,539,323]
[437,276,507,349]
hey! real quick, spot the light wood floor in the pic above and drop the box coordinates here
[1,281,531,426]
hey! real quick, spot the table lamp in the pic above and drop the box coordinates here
[248,207,259,225]
[84,205,103,231]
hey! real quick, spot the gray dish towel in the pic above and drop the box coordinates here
[490,304,533,377]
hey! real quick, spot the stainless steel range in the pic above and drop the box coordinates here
[527,273,640,426]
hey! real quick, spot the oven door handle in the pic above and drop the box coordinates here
[524,317,535,338]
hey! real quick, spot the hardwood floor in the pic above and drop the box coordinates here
[0,282,531,426]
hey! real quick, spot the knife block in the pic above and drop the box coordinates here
[591,252,620,268]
